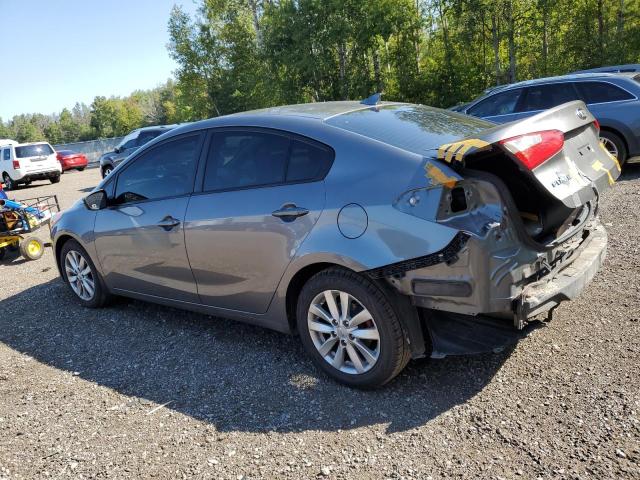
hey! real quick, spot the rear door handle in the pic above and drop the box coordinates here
[157,215,181,231]
[272,204,309,221]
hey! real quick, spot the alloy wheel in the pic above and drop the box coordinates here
[64,250,96,301]
[600,136,619,159]
[307,290,380,375]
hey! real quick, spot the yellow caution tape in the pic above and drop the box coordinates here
[437,139,491,163]
[599,142,621,172]
[591,159,615,186]
[424,162,458,188]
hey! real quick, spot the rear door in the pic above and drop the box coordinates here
[184,128,331,314]
[94,132,204,302]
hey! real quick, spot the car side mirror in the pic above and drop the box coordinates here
[84,190,108,211]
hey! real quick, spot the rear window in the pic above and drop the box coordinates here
[575,81,635,104]
[326,104,491,155]
[15,143,54,158]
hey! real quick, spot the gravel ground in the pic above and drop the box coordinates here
[0,166,638,480]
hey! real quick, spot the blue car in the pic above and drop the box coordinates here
[459,73,640,164]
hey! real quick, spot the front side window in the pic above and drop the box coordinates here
[203,131,290,191]
[114,134,201,204]
[520,83,580,112]
[118,131,139,151]
[467,89,523,117]
[576,81,635,104]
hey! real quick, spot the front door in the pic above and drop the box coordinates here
[184,129,332,314]
[94,132,204,302]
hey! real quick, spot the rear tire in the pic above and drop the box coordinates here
[20,235,44,261]
[59,239,110,308]
[600,131,627,165]
[50,175,61,184]
[77,167,85,172]
[296,267,410,389]
[102,166,113,178]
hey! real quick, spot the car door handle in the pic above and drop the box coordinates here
[272,204,309,221]
[157,216,181,231]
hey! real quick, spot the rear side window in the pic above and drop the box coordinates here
[286,139,333,182]
[575,81,635,104]
[467,89,523,117]
[520,83,579,112]
[114,134,202,203]
[15,143,54,158]
[2,149,9,160]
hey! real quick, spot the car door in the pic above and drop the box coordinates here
[93,132,204,302]
[184,128,332,314]
[465,88,526,124]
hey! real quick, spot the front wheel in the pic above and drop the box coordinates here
[2,173,16,191]
[102,166,113,178]
[60,239,110,308]
[296,268,410,388]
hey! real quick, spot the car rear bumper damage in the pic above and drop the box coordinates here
[372,218,607,357]
[20,170,60,181]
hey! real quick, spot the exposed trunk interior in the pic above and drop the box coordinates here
[461,150,583,245]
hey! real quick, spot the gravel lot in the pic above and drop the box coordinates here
[0,166,639,480]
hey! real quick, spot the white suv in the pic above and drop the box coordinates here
[0,140,62,190]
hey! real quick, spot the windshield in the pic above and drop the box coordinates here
[15,143,54,158]
[326,104,493,155]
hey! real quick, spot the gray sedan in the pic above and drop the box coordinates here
[50,100,619,388]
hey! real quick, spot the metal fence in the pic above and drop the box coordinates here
[54,137,124,164]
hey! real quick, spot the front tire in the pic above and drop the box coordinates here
[102,166,113,178]
[20,235,44,261]
[2,173,16,191]
[60,239,110,308]
[296,267,410,388]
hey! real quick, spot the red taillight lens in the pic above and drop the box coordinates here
[12,160,20,169]
[593,119,600,132]
[499,130,564,170]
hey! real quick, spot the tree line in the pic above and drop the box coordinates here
[3,0,639,145]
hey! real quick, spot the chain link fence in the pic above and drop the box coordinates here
[54,137,124,165]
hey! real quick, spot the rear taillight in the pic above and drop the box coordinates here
[499,130,564,170]
[593,119,600,132]
[12,160,20,169]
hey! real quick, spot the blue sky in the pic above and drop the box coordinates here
[0,0,199,119]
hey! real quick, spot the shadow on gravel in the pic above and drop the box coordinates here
[0,279,515,434]
[618,162,640,182]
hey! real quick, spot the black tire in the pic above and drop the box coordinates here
[600,130,627,165]
[19,235,45,261]
[0,247,5,260]
[2,173,16,191]
[50,175,61,184]
[77,167,85,172]
[102,166,113,178]
[59,239,111,308]
[296,267,410,389]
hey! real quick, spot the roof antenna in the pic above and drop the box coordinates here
[360,92,382,106]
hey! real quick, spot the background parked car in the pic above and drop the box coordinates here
[458,73,640,164]
[572,64,640,74]
[56,150,88,172]
[0,140,62,190]
[99,125,176,178]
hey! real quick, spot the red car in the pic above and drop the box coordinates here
[56,150,88,172]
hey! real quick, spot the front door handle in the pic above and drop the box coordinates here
[272,204,309,222]
[157,215,181,231]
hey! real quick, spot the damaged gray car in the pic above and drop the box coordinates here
[50,99,620,388]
